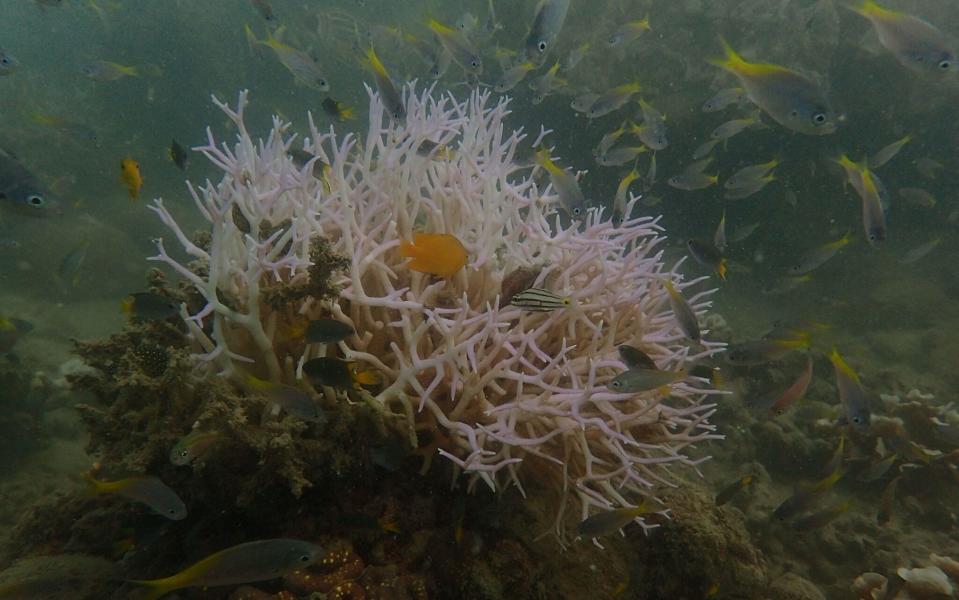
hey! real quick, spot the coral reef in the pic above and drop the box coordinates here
[148,84,723,540]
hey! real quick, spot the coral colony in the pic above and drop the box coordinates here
[148,84,724,543]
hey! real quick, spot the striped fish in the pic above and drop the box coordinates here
[509,287,571,312]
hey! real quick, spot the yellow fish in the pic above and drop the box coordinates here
[120,157,142,200]
[400,232,468,278]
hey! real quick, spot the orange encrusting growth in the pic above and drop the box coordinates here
[399,233,468,278]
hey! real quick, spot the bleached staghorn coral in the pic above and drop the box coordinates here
[149,84,724,542]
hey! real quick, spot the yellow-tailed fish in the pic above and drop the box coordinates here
[608,367,686,393]
[789,231,851,275]
[724,158,780,189]
[321,97,355,121]
[493,60,536,93]
[612,167,640,224]
[869,134,911,168]
[724,174,774,199]
[726,338,808,366]
[129,539,323,600]
[509,287,572,312]
[767,356,814,418]
[256,28,329,91]
[428,18,482,73]
[709,112,762,141]
[663,280,701,342]
[834,153,865,195]
[702,86,746,112]
[829,348,873,431]
[400,232,468,278]
[773,468,843,520]
[644,151,657,190]
[607,16,651,47]
[529,60,564,105]
[851,0,955,75]
[715,474,754,506]
[578,501,652,537]
[686,239,727,280]
[365,46,405,122]
[586,81,642,119]
[595,122,628,157]
[617,344,658,370]
[859,166,886,244]
[120,157,142,200]
[243,373,326,423]
[762,275,813,296]
[85,473,187,520]
[635,98,668,149]
[668,171,718,191]
[710,38,836,135]
[534,147,587,218]
[597,145,646,167]
[81,60,138,81]
[170,430,222,466]
[523,0,571,61]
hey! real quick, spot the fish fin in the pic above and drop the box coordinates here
[399,238,419,259]
[852,0,898,19]
[119,296,135,316]
[716,258,728,281]
[365,46,388,78]
[709,37,784,77]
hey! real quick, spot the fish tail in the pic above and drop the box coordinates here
[124,65,139,77]
[716,258,728,281]
[340,105,356,120]
[638,14,651,30]
[533,146,559,174]
[82,471,103,496]
[427,18,453,36]
[366,46,388,78]
[852,0,895,19]
[709,37,748,72]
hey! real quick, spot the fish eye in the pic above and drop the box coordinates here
[938,60,952,71]
[470,59,479,68]
[27,194,44,206]
[179,450,189,458]
[0,57,9,66]
[299,554,311,562]
[538,41,547,53]
[790,109,799,118]
[572,207,583,216]
[610,380,622,390]
[319,79,328,87]
[812,112,827,124]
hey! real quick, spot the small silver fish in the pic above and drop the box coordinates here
[607,16,650,47]
[170,430,222,466]
[869,135,911,168]
[587,82,642,119]
[618,345,658,370]
[663,280,701,342]
[509,287,571,312]
[81,60,138,81]
[87,474,187,520]
[578,502,652,537]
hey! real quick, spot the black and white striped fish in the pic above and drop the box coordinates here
[509,287,571,312]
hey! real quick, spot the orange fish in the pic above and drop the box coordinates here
[399,233,468,278]
[120,157,143,200]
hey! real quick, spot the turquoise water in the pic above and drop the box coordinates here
[1,1,958,598]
